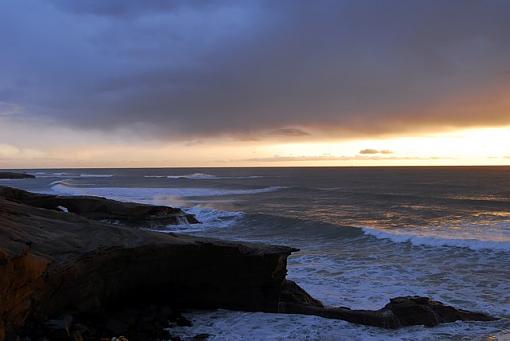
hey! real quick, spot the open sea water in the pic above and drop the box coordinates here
[2,167,510,340]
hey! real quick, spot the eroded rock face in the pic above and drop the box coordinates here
[280,280,323,308]
[0,172,35,179]
[0,251,49,341]
[0,186,198,227]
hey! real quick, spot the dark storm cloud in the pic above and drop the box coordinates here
[267,128,309,137]
[1,0,510,139]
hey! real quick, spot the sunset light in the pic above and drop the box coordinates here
[1,2,510,340]
[256,126,510,167]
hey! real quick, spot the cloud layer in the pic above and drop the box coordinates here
[1,0,510,140]
[359,149,393,155]
[241,154,449,163]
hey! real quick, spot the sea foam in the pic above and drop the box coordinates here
[362,227,510,251]
[50,183,252,233]
[148,207,245,234]
[170,309,507,341]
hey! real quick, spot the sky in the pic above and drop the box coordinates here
[1,0,510,168]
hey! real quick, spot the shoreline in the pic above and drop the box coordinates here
[0,184,497,340]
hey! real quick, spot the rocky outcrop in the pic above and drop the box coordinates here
[0,172,35,179]
[0,187,497,340]
[384,296,496,327]
[0,195,294,340]
[278,283,496,329]
[0,186,198,227]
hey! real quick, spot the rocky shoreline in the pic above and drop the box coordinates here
[0,186,198,227]
[0,172,35,179]
[0,185,497,340]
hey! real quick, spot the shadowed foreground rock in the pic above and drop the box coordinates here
[0,172,35,179]
[0,186,497,340]
[0,187,293,340]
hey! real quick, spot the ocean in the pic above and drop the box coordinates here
[2,167,509,340]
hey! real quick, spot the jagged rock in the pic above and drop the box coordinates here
[0,186,198,227]
[0,172,34,179]
[280,280,323,308]
[278,280,497,329]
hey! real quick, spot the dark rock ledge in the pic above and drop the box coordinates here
[0,172,35,179]
[279,282,495,329]
[0,186,198,227]
[0,186,496,340]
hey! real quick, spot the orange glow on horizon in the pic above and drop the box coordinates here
[1,126,510,168]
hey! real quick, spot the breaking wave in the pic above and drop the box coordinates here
[51,183,285,200]
[144,173,263,180]
[33,171,113,178]
[50,183,251,233]
[362,227,510,251]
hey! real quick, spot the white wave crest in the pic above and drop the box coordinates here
[33,172,113,178]
[51,184,284,200]
[150,206,244,233]
[32,172,76,178]
[362,227,510,251]
[79,174,113,178]
[144,173,263,180]
[186,206,244,228]
[167,173,219,180]
[50,183,254,233]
